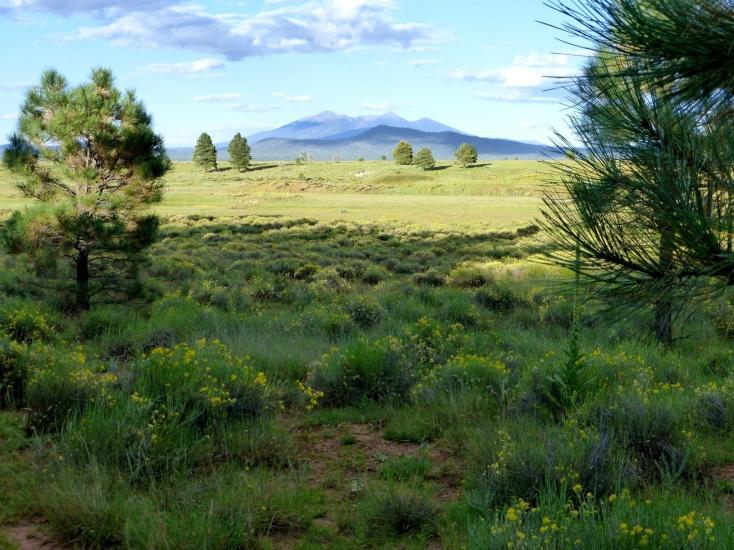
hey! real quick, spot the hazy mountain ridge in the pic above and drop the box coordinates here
[248,111,460,142]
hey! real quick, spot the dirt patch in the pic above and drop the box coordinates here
[712,464,734,482]
[3,522,62,550]
[296,422,462,501]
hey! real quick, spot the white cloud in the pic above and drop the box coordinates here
[7,0,176,14]
[361,100,392,111]
[0,112,18,120]
[408,58,438,67]
[194,93,244,102]
[193,93,280,112]
[0,82,31,91]
[474,90,558,104]
[48,1,436,60]
[449,51,579,105]
[273,91,312,103]
[137,58,225,76]
[449,52,578,87]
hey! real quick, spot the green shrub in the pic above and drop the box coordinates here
[415,354,509,404]
[300,305,354,338]
[308,337,412,406]
[466,420,621,508]
[134,339,276,422]
[0,336,27,408]
[77,306,134,340]
[0,300,55,344]
[294,263,320,280]
[589,395,688,482]
[402,316,467,369]
[475,283,523,313]
[344,296,385,328]
[447,264,489,288]
[361,265,387,285]
[412,269,446,287]
[25,345,116,433]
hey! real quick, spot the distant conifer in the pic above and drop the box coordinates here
[414,147,436,171]
[228,133,251,172]
[193,133,217,172]
[392,141,413,165]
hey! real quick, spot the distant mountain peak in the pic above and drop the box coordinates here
[249,111,461,143]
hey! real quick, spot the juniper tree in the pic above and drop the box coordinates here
[193,132,217,172]
[455,143,478,167]
[414,148,436,171]
[541,1,734,343]
[1,68,170,310]
[228,133,251,172]
[392,141,413,165]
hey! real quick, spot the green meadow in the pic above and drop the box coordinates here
[2,159,734,549]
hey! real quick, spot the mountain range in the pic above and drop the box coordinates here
[3,112,552,161]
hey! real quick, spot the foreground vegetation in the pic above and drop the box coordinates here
[1,158,734,548]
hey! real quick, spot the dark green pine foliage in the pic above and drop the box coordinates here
[414,148,436,171]
[541,1,734,344]
[1,68,170,311]
[193,132,218,172]
[454,143,478,167]
[228,133,251,172]
[548,0,734,104]
[392,141,413,165]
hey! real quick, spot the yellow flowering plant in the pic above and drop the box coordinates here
[134,339,275,421]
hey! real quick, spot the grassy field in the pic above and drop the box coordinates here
[2,160,734,549]
[1,160,546,230]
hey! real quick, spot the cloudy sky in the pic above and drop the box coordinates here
[0,0,583,146]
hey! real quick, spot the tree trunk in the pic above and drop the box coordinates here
[655,298,673,345]
[76,249,90,311]
[655,232,674,345]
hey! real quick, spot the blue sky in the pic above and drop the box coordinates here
[0,0,584,146]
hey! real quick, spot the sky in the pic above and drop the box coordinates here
[0,0,585,147]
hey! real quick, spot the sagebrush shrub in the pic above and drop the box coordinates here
[344,296,385,328]
[414,354,508,404]
[308,337,411,405]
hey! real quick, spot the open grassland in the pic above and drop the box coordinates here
[1,160,547,230]
[2,160,734,548]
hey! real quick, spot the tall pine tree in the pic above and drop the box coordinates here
[541,1,734,343]
[228,133,251,172]
[193,133,217,172]
[1,68,170,310]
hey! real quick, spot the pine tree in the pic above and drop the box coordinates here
[193,133,217,172]
[228,133,251,172]
[1,68,170,310]
[454,143,478,167]
[414,148,436,171]
[392,141,413,165]
[542,1,734,344]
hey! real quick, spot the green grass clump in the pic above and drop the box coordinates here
[308,337,411,405]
